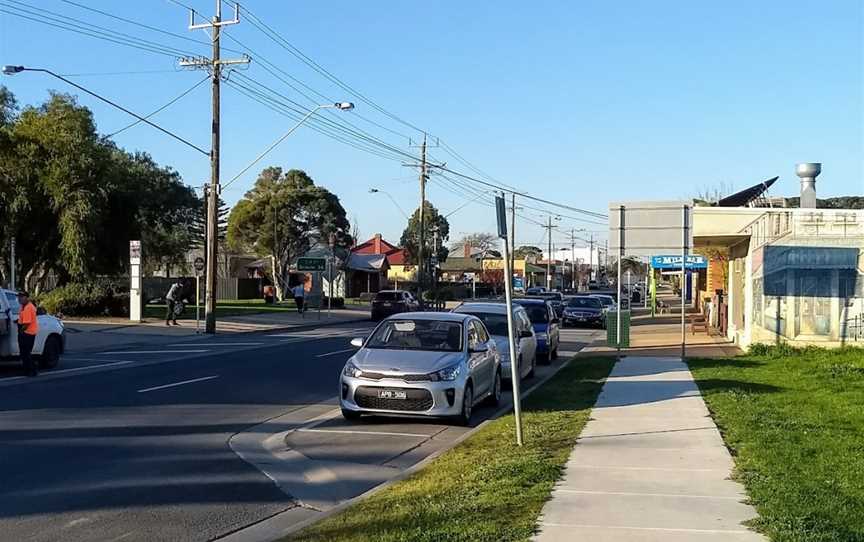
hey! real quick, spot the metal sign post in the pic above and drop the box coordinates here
[616,206,624,355]
[497,194,523,446]
[681,205,689,360]
[194,257,205,334]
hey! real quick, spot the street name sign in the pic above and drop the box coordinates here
[650,255,707,270]
[297,257,326,272]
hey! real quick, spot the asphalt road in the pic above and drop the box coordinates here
[0,323,601,542]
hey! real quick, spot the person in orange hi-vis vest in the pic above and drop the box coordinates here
[16,291,40,377]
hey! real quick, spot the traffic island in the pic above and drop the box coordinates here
[280,357,615,542]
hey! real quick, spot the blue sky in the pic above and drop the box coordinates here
[2,0,862,251]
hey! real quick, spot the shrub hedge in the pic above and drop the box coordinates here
[38,281,129,317]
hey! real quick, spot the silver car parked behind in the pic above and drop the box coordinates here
[340,312,501,426]
[451,302,537,381]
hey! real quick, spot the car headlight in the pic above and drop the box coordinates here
[430,363,461,382]
[343,361,362,378]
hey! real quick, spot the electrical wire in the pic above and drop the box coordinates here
[1,0,200,58]
[107,75,209,137]
[236,2,427,135]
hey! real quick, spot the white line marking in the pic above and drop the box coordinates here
[173,342,262,347]
[538,523,754,534]
[315,348,356,358]
[295,428,430,438]
[555,489,742,500]
[98,350,209,355]
[137,375,219,393]
[53,361,134,374]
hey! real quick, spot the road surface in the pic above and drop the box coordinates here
[0,323,601,541]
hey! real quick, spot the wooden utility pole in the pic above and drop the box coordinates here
[181,1,248,333]
[417,134,427,299]
[510,193,516,277]
[543,216,557,290]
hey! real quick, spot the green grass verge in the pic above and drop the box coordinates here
[284,356,616,542]
[144,298,298,320]
[689,345,864,542]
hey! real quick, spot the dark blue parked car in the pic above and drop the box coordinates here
[512,298,560,363]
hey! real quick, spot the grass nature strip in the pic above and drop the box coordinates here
[286,356,616,542]
[689,345,864,542]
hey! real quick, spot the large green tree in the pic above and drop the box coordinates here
[227,167,351,299]
[400,201,450,274]
[514,245,543,261]
[0,88,199,290]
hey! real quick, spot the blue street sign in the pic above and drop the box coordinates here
[650,255,707,270]
[513,276,525,290]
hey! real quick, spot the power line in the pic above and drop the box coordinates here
[57,69,182,77]
[107,75,209,137]
[1,0,200,58]
[236,2,427,135]
[59,0,242,53]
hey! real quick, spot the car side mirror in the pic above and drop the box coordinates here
[350,337,364,348]
[469,342,488,353]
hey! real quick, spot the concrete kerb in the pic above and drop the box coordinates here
[218,349,593,542]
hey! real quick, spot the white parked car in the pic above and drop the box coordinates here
[452,302,537,380]
[0,289,65,369]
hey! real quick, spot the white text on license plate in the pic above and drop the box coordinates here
[378,389,407,400]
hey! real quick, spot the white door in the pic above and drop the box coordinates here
[1,291,20,357]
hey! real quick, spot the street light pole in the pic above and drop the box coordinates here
[369,188,409,219]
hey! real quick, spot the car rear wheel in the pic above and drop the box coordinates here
[486,369,502,407]
[39,335,61,370]
[341,408,362,421]
[454,383,473,426]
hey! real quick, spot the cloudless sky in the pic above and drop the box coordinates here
[2,0,862,251]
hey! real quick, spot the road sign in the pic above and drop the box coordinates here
[495,196,508,239]
[297,257,326,272]
[193,257,205,273]
[651,255,707,270]
[513,276,525,290]
[129,240,141,265]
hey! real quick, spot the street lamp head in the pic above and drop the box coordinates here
[369,188,379,193]
[335,102,355,111]
[2,65,24,75]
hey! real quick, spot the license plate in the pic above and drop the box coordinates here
[382,302,391,306]
[377,389,407,400]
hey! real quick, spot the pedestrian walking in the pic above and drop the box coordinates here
[16,291,39,377]
[165,279,183,326]
[292,283,306,315]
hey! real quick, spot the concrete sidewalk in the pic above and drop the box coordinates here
[62,307,371,353]
[533,355,764,541]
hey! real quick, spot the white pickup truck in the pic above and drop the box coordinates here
[0,288,65,369]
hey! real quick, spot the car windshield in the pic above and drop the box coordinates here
[462,312,509,336]
[374,292,403,301]
[517,304,549,324]
[568,297,601,308]
[366,319,462,352]
[593,297,614,307]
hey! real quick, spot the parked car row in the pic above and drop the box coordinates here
[341,293,567,426]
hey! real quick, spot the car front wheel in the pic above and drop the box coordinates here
[39,335,61,370]
[454,383,473,426]
[486,369,502,407]
[341,408,362,421]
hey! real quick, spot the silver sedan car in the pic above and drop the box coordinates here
[340,312,502,426]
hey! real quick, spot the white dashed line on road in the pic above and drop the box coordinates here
[98,350,209,355]
[315,348,356,358]
[137,375,219,393]
[173,342,263,347]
